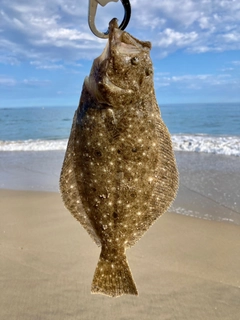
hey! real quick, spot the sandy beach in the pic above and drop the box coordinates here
[0,151,240,319]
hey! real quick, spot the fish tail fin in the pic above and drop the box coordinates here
[91,249,138,297]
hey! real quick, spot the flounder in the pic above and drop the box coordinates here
[60,19,178,297]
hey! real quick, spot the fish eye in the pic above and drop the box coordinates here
[131,57,139,65]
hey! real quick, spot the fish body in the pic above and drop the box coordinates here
[60,19,178,297]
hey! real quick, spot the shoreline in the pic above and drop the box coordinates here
[0,150,239,225]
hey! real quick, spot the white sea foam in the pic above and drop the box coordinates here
[172,134,240,157]
[0,139,68,151]
[0,135,240,156]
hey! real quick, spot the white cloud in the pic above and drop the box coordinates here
[154,28,198,48]
[132,0,201,28]
[199,16,211,30]
[0,56,19,65]
[0,0,240,64]
[221,67,234,72]
[0,75,51,87]
[223,32,240,42]
[46,28,94,41]
[30,61,64,70]
[0,0,104,64]
[171,74,211,82]
[0,76,16,86]
[154,72,239,90]
[131,0,240,53]
[22,78,51,86]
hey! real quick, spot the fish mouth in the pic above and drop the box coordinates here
[99,18,146,63]
[108,20,143,55]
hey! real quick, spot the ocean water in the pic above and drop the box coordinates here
[0,103,239,156]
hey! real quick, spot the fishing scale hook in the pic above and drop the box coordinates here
[88,0,131,39]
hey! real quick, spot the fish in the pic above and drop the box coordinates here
[60,18,178,298]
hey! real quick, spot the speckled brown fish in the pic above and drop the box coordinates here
[60,19,178,298]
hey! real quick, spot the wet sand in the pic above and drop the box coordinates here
[0,150,239,224]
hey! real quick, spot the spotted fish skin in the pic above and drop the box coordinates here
[60,19,178,297]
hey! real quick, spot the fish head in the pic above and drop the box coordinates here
[86,18,154,105]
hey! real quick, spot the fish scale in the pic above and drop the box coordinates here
[60,18,178,297]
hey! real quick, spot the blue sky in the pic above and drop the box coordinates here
[0,0,240,108]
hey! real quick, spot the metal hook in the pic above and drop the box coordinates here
[88,0,131,39]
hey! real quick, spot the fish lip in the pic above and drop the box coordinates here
[108,21,142,56]
[98,20,143,64]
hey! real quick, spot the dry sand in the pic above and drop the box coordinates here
[1,189,240,320]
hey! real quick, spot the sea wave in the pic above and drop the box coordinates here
[0,139,68,151]
[172,134,240,156]
[0,135,239,156]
